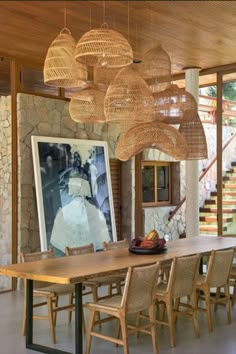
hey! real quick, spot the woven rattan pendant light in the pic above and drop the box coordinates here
[69,86,105,123]
[44,28,88,88]
[138,45,172,93]
[115,121,189,161]
[75,24,133,68]
[179,111,208,160]
[94,59,121,92]
[104,66,154,128]
[153,84,198,124]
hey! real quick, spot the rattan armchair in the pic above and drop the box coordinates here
[154,254,201,347]
[84,262,160,354]
[196,248,234,331]
[21,248,75,344]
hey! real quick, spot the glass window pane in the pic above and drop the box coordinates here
[142,166,155,203]
[157,166,169,202]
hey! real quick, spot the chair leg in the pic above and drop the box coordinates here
[48,297,56,344]
[224,284,232,324]
[85,309,96,354]
[232,279,236,305]
[214,287,221,312]
[190,292,199,338]
[68,293,74,322]
[204,288,213,332]
[22,288,27,336]
[158,301,166,329]
[92,287,101,327]
[53,296,58,325]
[166,300,176,347]
[120,316,129,354]
[149,306,158,354]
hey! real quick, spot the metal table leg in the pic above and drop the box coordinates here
[25,279,83,354]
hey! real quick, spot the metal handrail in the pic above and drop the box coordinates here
[168,131,236,221]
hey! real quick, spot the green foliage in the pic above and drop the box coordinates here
[206,82,236,101]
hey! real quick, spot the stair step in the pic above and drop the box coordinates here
[223,176,236,182]
[199,207,236,214]
[199,216,233,223]
[199,225,228,232]
[211,191,236,197]
[204,199,236,206]
[222,183,236,189]
[226,168,236,174]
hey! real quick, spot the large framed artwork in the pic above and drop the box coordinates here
[31,136,117,256]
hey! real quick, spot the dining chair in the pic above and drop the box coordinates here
[84,262,160,354]
[103,239,129,293]
[21,248,75,344]
[153,254,201,347]
[196,248,234,331]
[229,264,236,305]
[65,243,125,326]
[102,239,129,251]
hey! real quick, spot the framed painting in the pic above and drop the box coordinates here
[31,136,117,256]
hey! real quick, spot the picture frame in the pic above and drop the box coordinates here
[31,136,117,256]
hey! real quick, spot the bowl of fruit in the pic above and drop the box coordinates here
[129,230,167,255]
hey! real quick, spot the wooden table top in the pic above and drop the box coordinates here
[0,236,236,285]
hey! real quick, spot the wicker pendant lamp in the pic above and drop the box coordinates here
[179,111,208,160]
[104,67,154,127]
[115,121,189,161]
[75,24,133,68]
[69,86,105,123]
[138,45,172,93]
[44,28,88,88]
[94,60,121,92]
[153,84,198,124]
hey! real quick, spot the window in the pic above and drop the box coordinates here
[142,161,171,206]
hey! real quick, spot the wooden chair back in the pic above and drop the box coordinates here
[65,243,95,256]
[121,262,159,314]
[21,248,54,288]
[206,249,234,288]
[103,239,128,251]
[169,254,201,298]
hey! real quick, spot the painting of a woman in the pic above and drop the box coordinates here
[31,137,116,255]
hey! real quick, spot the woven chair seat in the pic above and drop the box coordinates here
[84,274,125,287]
[34,283,74,296]
[87,294,123,311]
[196,274,206,285]
[156,282,167,293]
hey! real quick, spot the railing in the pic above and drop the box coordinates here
[199,95,236,125]
[168,131,236,221]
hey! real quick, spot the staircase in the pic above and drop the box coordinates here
[200,161,236,235]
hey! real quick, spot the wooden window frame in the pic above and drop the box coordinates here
[142,161,172,207]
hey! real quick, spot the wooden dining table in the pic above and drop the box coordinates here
[1,235,236,354]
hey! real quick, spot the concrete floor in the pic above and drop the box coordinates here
[0,289,236,354]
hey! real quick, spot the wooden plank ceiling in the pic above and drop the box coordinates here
[1,0,236,91]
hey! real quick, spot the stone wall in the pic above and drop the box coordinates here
[0,96,12,290]
[17,93,132,255]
